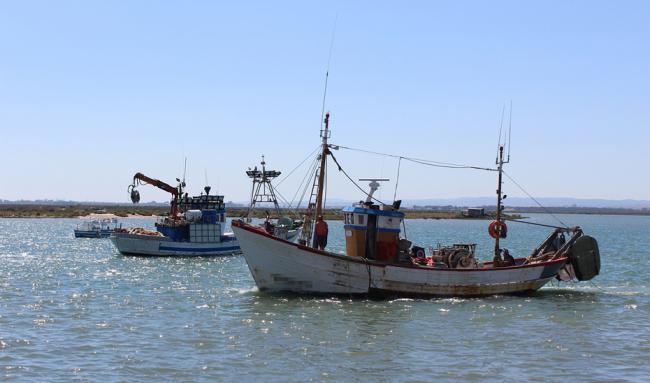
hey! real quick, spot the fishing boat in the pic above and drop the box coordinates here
[244,156,302,241]
[74,218,121,238]
[232,112,600,297]
[110,173,240,256]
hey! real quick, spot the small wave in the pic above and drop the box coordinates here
[226,287,259,295]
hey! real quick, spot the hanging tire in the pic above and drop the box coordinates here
[568,235,600,281]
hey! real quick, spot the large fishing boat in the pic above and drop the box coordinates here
[232,112,600,297]
[110,173,240,256]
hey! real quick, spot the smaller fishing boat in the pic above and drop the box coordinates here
[244,156,302,241]
[110,173,240,256]
[74,218,121,238]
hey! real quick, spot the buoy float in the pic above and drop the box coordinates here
[488,220,507,239]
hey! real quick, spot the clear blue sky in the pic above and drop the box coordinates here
[1,1,648,203]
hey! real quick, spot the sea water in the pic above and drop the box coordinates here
[1,214,648,382]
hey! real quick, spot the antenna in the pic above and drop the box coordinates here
[320,13,338,130]
[204,168,209,186]
[359,178,389,204]
[507,100,513,161]
[496,104,505,164]
[182,157,187,184]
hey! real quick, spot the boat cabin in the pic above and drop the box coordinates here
[342,204,404,262]
[156,191,229,243]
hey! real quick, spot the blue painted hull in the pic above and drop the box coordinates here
[110,232,241,257]
[74,230,114,238]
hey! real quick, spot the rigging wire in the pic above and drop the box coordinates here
[293,156,319,209]
[393,156,402,202]
[296,156,320,209]
[274,145,321,188]
[283,155,316,209]
[502,170,569,228]
[332,144,497,171]
[504,218,571,230]
[329,151,385,205]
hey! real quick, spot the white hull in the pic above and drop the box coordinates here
[110,232,241,256]
[232,222,567,297]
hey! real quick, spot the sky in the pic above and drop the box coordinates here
[1,0,649,204]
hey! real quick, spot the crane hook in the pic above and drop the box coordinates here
[127,184,140,204]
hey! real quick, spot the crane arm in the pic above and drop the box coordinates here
[128,172,183,218]
[132,172,179,196]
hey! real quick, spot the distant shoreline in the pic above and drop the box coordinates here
[0,204,531,220]
[1,204,649,219]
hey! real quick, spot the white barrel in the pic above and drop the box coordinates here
[185,209,202,221]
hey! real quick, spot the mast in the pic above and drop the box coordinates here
[310,112,330,248]
[494,145,505,258]
[315,112,330,222]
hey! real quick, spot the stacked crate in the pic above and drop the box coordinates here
[189,223,220,243]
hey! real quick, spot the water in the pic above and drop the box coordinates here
[1,214,649,382]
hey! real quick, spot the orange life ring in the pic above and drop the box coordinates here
[488,220,507,239]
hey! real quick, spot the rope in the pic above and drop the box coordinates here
[504,218,571,230]
[295,157,319,209]
[274,145,320,188]
[333,144,497,172]
[393,157,402,202]
[502,171,569,228]
[282,155,317,209]
[329,151,385,205]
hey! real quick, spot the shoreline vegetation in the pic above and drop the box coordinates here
[0,204,528,220]
[1,203,649,219]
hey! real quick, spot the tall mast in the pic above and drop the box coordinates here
[314,112,330,228]
[494,145,505,257]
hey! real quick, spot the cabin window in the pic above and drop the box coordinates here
[356,214,365,225]
[344,214,352,224]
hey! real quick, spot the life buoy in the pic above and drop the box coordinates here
[488,220,507,239]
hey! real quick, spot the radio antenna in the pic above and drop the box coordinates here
[183,157,187,183]
[496,104,505,164]
[507,100,513,161]
[320,13,338,129]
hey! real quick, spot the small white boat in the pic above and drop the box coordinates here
[232,112,600,297]
[110,173,241,257]
[74,218,121,238]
